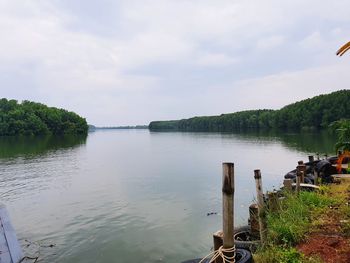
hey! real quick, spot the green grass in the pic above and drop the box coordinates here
[254,189,337,262]
[253,246,321,263]
[267,191,336,246]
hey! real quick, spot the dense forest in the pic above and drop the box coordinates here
[0,99,88,136]
[149,90,350,132]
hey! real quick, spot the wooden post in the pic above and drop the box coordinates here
[213,230,223,255]
[254,169,267,245]
[268,191,279,212]
[314,170,318,186]
[222,163,235,262]
[296,170,301,195]
[308,155,314,163]
[297,161,306,183]
[316,153,320,160]
[308,155,314,173]
[249,203,260,239]
[283,179,292,192]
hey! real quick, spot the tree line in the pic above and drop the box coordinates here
[0,99,88,136]
[149,90,350,132]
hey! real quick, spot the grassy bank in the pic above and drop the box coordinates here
[253,181,350,263]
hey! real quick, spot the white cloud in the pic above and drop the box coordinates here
[195,53,238,67]
[0,0,350,125]
[256,35,286,50]
[230,61,350,111]
[299,32,323,49]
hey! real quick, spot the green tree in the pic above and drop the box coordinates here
[330,119,350,152]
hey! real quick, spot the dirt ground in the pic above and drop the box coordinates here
[297,181,350,263]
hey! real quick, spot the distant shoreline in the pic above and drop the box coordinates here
[89,125,148,131]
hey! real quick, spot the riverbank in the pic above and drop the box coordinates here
[254,179,350,263]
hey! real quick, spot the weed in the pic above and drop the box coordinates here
[253,246,321,263]
[266,191,334,246]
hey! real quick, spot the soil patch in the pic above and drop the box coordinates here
[297,233,350,263]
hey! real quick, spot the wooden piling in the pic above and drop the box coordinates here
[296,170,301,195]
[267,191,279,212]
[213,230,223,254]
[249,203,260,239]
[297,161,306,183]
[308,155,314,163]
[254,169,267,245]
[283,179,292,192]
[314,170,318,186]
[222,163,235,262]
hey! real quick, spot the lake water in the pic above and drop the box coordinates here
[0,130,336,262]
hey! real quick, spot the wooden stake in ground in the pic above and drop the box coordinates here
[267,191,279,212]
[283,179,292,192]
[254,169,267,245]
[296,170,301,195]
[222,163,235,262]
[314,170,318,186]
[213,230,223,256]
[249,203,260,239]
[297,161,306,183]
[308,155,314,173]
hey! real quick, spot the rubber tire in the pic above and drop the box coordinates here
[234,225,260,252]
[236,248,253,263]
[181,249,252,263]
[304,177,313,184]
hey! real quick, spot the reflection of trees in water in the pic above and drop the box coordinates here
[152,130,336,155]
[0,135,87,158]
[227,130,336,155]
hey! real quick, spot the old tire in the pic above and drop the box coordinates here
[236,248,253,263]
[234,225,260,252]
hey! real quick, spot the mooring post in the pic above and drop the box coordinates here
[213,230,223,258]
[308,155,314,173]
[249,203,260,239]
[267,191,279,212]
[222,163,235,262]
[314,170,318,186]
[308,155,314,163]
[283,179,292,192]
[254,169,267,245]
[296,170,301,195]
[297,161,305,183]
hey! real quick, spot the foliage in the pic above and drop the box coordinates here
[267,191,336,246]
[0,98,88,136]
[254,190,337,263]
[253,246,320,263]
[329,119,350,152]
[149,90,350,131]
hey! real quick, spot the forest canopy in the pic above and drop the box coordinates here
[149,90,350,132]
[0,99,88,136]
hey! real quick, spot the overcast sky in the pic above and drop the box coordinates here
[0,0,350,126]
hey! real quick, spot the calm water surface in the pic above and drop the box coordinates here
[0,130,335,262]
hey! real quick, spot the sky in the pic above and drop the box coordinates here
[0,0,350,126]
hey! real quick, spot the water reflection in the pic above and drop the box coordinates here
[150,130,336,155]
[0,135,87,159]
[0,130,338,263]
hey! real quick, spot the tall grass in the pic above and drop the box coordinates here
[267,191,336,246]
[254,190,337,263]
